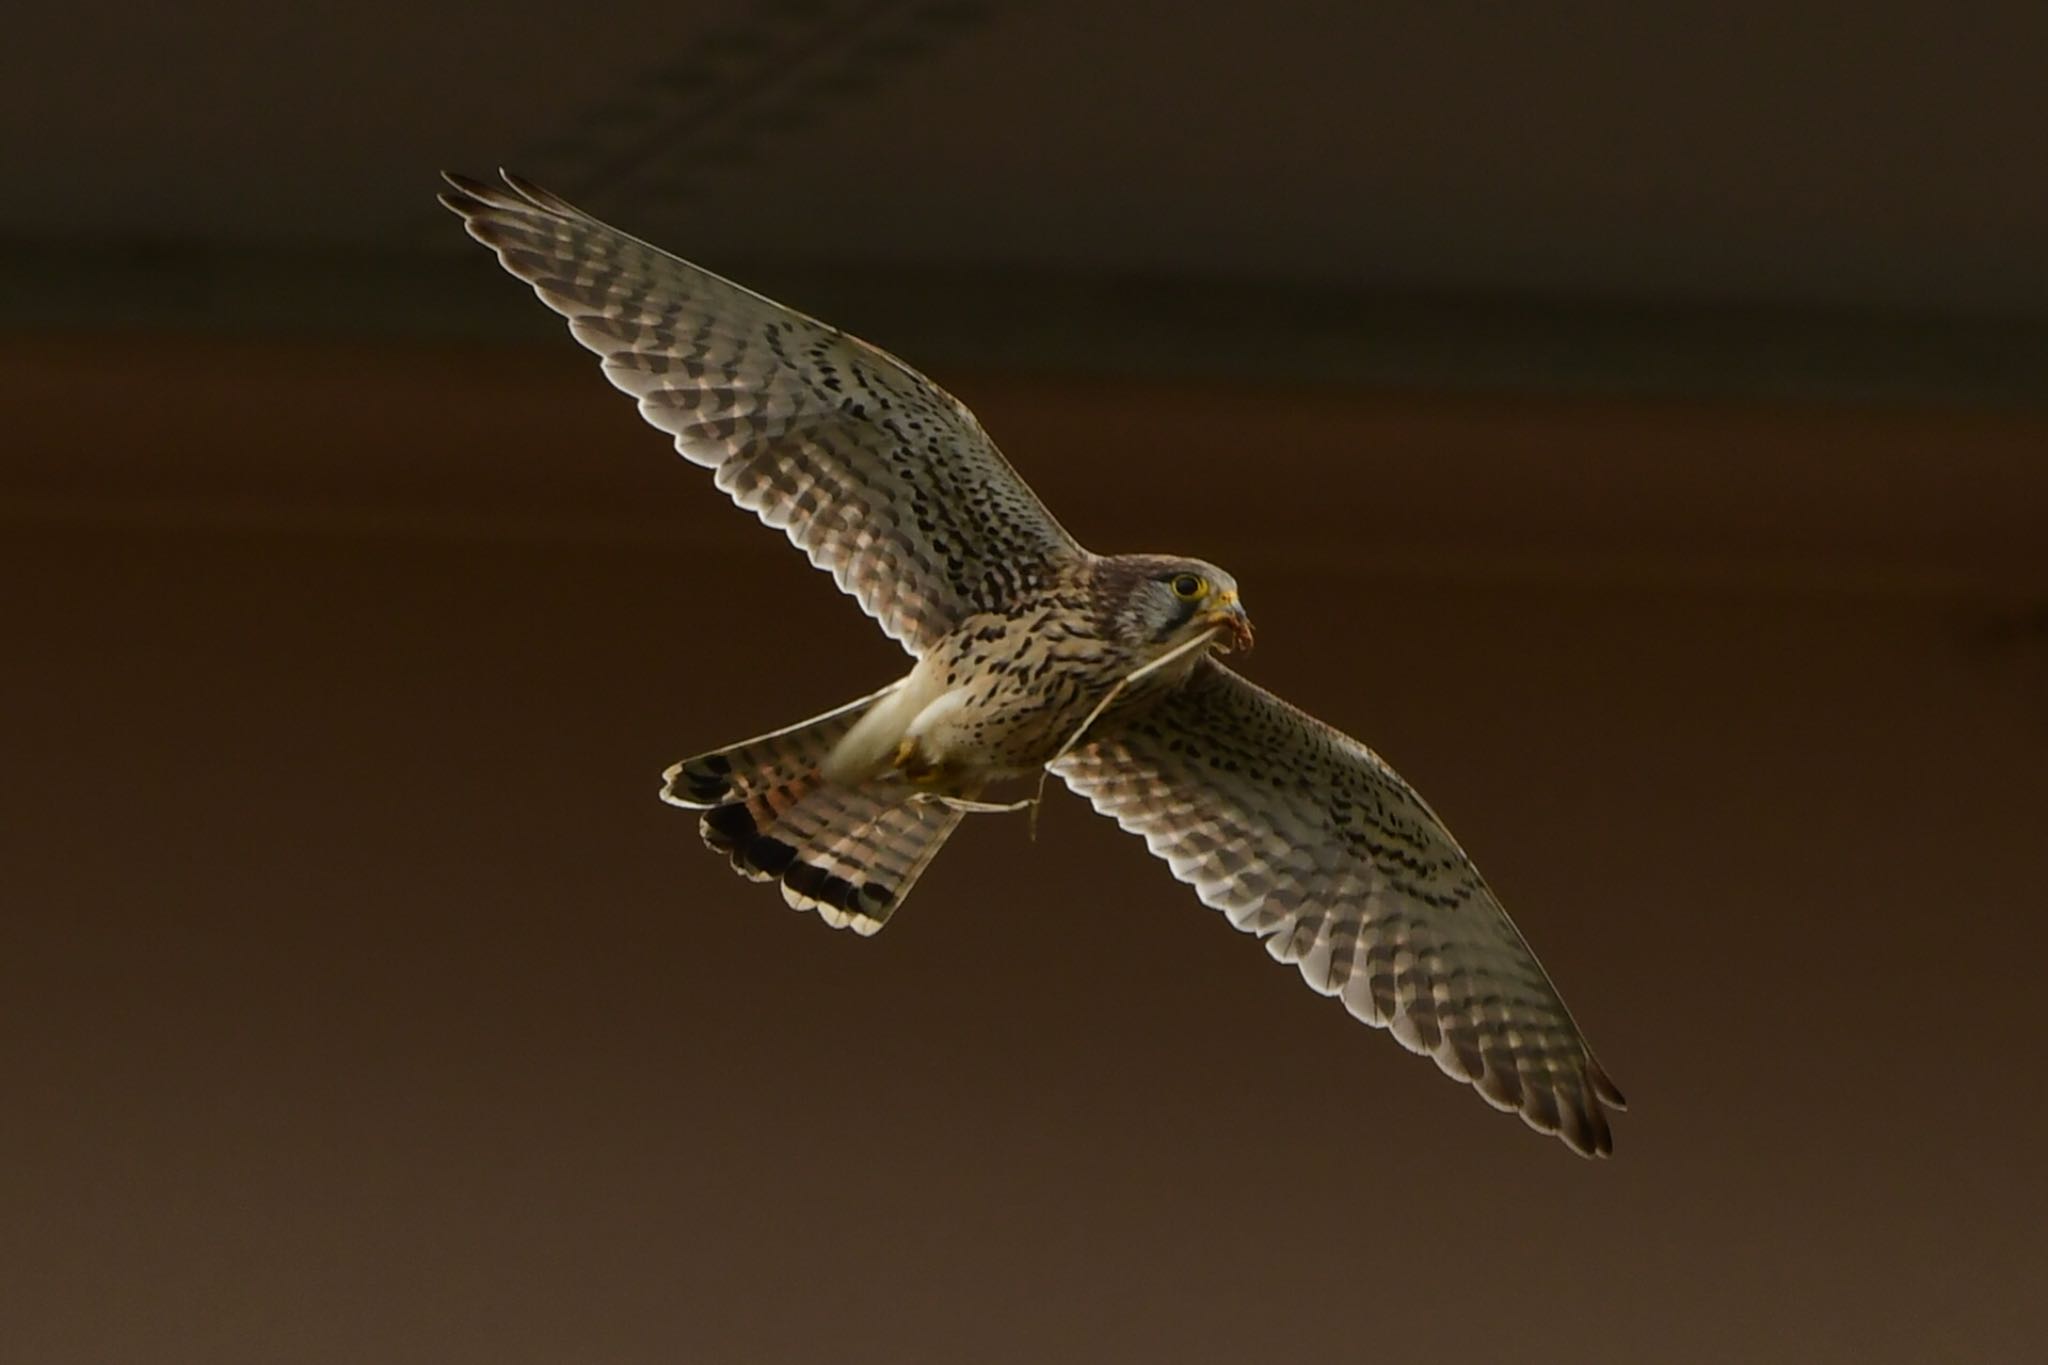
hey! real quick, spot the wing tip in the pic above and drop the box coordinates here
[498,168,585,217]
[1527,1059,1625,1159]
[1590,1059,1628,1111]
[437,168,577,224]
[1380,995,1624,1158]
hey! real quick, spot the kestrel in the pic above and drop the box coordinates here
[441,171,1626,1156]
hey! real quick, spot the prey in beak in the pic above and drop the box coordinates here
[1202,590,1255,655]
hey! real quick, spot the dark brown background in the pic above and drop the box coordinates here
[6,5,2048,1362]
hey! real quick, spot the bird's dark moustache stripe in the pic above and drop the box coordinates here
[1154,598,1202,643]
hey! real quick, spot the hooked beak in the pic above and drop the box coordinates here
[1200,590,1254,654]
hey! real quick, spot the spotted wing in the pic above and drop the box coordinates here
[1053,659,1625,1156]
[440,171,1084,655]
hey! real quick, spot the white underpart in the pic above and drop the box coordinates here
[819,660,948,784]
[903,686,974,750]
[823,628,1221,793]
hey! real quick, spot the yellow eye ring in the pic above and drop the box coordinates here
[1170,573,1207,600]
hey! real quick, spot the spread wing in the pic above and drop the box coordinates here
[439,171,1084,656]
[1054,659,1625,1156]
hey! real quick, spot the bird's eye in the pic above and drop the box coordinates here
[1170,573,1207,600]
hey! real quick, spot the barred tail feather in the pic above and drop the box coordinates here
[658,682,900,810]
[659,688,963,933]
[776,791,965,933]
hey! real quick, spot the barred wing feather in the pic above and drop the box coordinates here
[1054,660,1625,1156]
[440,171,1083,655]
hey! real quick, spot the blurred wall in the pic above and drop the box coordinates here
[4,335,2045,1363]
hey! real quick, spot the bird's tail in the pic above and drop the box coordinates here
[659,685,964,934]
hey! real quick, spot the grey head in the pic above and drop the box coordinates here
[1093,553,1254,657]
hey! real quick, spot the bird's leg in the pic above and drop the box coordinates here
[880,726,1030,813]
[888,736,939,783]
[888,736,1027,815]
[925,794,1035,815]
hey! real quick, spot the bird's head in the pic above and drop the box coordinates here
[1102,555,1254,659]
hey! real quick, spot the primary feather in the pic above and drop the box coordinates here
[439,171,1083,655]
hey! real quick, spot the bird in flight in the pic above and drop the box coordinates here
[441,171,1625,1156]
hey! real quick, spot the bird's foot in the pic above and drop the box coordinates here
[889,737,947,786]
